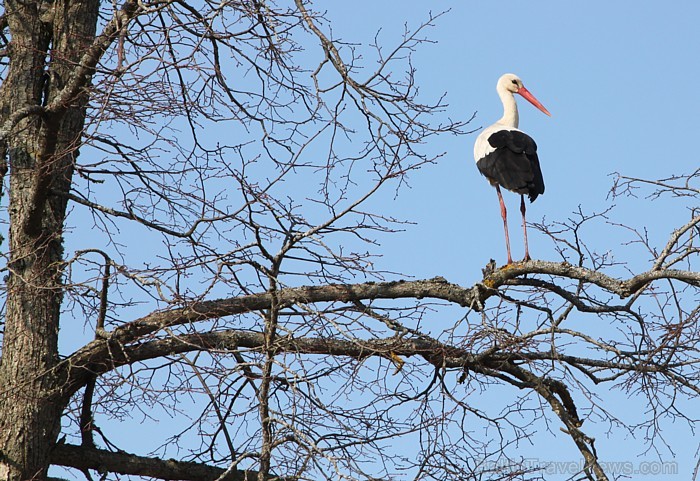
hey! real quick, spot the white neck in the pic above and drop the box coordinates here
[496,84,518,128]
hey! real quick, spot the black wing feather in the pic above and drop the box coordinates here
[477,129,545,202]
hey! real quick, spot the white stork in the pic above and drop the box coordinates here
[474,73,551,264]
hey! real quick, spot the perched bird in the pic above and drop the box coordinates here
[474,73,551,264]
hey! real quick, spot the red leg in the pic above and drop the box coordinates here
[520,194,531,261]
[496,185,513,264]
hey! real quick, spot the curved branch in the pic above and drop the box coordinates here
[84,276,478,347]
[61,321,684,402]
[50,443,289,481]
[482,259,700,297]
[497,362,608,480]
[55,259,700,396]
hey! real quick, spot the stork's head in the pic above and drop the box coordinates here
[498,73,551,117]
[498,73,524,94]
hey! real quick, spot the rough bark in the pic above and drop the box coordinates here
[0,0,99,479]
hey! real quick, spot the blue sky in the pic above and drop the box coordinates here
[315,2,700,284]
[320,2,700,477]
[53,2,700,479]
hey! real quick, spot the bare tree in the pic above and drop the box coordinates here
[0,1,697,481]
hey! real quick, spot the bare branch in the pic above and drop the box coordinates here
[50,443,288,481]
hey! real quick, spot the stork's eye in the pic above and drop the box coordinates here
[511,79,518,85]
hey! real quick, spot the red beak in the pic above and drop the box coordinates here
[517,86,551,117]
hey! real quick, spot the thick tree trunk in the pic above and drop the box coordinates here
[0,0,98,479]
